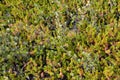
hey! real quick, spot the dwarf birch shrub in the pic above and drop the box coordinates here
[0,0,120,80]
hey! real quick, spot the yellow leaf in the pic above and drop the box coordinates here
[67,30,76,38]
[105,49,110,54]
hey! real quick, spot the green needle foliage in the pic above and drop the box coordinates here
[0,0,120,80]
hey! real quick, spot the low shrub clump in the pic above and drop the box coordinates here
[0,0,120,80]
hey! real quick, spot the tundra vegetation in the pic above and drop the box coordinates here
[0,0,120,80]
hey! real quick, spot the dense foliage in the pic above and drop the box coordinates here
[0,0,120,80]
